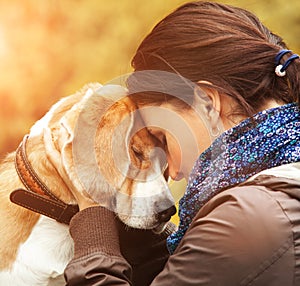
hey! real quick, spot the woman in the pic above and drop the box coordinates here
[64,1,300,285]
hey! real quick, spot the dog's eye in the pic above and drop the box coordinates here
[131,146,144,160]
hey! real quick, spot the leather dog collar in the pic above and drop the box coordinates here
[10,135,79,224]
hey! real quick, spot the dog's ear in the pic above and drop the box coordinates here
[44,84,131,206]
[74,86,135,203]
[96,98,135,181]
[43,88,97,196]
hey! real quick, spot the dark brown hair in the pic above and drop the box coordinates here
[127,1,300,116]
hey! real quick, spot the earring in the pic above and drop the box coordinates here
[210,124,222,138]
[193,85,224,139]
[208,108,223,139]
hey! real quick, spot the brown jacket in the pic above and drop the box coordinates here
[64,166,300,285]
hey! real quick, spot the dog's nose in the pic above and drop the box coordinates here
[157,206,177,223]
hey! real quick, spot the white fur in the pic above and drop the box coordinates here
[0,216,72,286]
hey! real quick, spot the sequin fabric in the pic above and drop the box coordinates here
[167,103,300,253]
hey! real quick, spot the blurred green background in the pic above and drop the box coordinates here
[0,0,299,158]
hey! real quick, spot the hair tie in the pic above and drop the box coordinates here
[275,49,299,77]
[275,49,291,66]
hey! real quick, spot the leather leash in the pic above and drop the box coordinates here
[10,135,79,224]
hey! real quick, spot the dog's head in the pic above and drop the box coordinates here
[39,84,175,230]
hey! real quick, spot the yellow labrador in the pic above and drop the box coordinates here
[0,83,175,285]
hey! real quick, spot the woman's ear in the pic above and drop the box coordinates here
[193,81,223,138]
[195,80,221,113]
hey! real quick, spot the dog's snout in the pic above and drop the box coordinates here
[157,206,177,223]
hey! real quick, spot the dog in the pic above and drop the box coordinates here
[0,83,175,285]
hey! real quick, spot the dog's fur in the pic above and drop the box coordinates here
[0,83,173,285]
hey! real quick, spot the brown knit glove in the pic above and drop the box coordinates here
[69,206,122,259]
[117,220,176,264]
[117,220,176,286]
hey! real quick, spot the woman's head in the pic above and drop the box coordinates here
[126,1,300,180]
[128,1,300,116]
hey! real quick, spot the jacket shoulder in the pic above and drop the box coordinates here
[192,182,296,285]
[153,177,299,285]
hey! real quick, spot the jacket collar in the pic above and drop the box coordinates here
[247,162,300,181]
[244,162,300,201]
